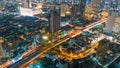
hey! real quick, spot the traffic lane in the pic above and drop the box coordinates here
[8,19,107,67]
[8,46,42,68]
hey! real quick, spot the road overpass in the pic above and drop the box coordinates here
[1,18,107,68]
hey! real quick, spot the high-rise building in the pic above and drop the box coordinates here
[79,0,86,20]
[105,11,116,33]
[22,0,32,8]
[71,4,77,20]
[105,0,120,33]
[28,0,32,8]
[61,4,66,17]
[105,11,120,33]
[112,14,120,33]
[71,0,86,21]
[19,0,33,16]
[66,5,71,16]
[49,4,61,34]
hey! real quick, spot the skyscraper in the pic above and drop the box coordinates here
[71,0,86,21]
[61,4,66,17]
[105,11,116,33]
[22,0,32,8]
[79,0,86,20]
[28,0,32,8]
[19,0,33,16]
[49,4,61,34]
[105,0,120,33]
[71,4,77,21]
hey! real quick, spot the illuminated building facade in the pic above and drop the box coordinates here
[71,4,77,21]
[105,0,120,33]
[22,0,32,8]
[49,4,61,34]
[19,7,33,16]
[60,4,66,17]
[105,11,116,33]
[71,0,86,21]
[60,4,71,17]
[19,0,42,16]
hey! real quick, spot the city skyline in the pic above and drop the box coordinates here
[0,0,120,68]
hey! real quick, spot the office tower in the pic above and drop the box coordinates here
[105,11,116,33]
[71,0,86,21]
[49,3,61,34]
[19,0,33,16]
[112,13,120,33]
[0,37,5,58]
[22,0,32,8]
[71,5,76,20]
[66,5,71,16]
[28,0,32,8]
[79,0,86,20]
[105,0,120,33]
[61,4,66,17]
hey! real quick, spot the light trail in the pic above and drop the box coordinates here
[0,18,107,68]
[21,19,107,67]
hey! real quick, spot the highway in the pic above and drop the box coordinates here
[58,33,106,61]
[5,19,107,68]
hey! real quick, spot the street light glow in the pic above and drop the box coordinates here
[42,36,48,40]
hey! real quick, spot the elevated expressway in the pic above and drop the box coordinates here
[1,18,107,68]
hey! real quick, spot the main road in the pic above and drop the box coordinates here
[6,18,107,68]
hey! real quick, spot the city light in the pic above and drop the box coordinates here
[42,36,48,40]
[0,0,120,68]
